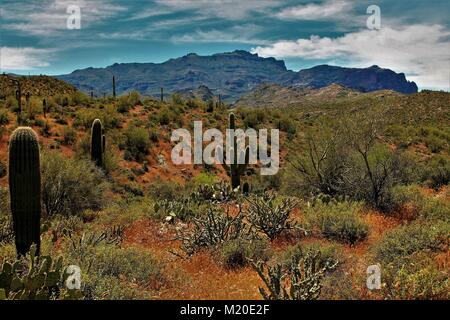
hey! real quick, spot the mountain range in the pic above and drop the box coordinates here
[57,50,418,101]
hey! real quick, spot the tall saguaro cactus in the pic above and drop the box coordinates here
[160,87,164,102]
[8,127,41,256]
[112,76,116,98]
[14,80,22,124]
[91,119,104,168]
[222,113,250,190]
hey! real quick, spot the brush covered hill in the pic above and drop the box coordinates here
[0,75,448,301]
[57,50,418,101]
[234,83,367,108]
[0,74,78,98]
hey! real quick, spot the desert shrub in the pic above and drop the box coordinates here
[153,198,202,222]
[280,242,342,269]
[252,249,338,300]
[382,252,449,300]
[70,91,89,106]
[116,95,132,113]
[0,109,9,125]
[171,93,183,106]
[156,106,171,125]
[41,151,109,217]
[277,115,296,136]
[285,125,349,197]
[305,200,369,244]
[391,185,449,222]
[218,238,270,269]
[246,194,299,240]
[62,126,77,145]
[422,155,450,189]
[147,178,184,200]
[89,246,163,287]
[176,205,254,255]
[373,220,449,264]
[123,126,150,162]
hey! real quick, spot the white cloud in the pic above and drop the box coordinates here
[154,0,281,20]
[252,24,450,89]
[0,47,55,70]
[275,0,353,20]
[171,24,269,45]
[2,0,126,36]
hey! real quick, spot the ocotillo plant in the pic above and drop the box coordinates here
[221,113,250,190]
[8,127,41,256]
[112,76,116,98]
[91,119,104,168]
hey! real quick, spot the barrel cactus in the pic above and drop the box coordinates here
[91,119,104,168]
[8,127,41,256]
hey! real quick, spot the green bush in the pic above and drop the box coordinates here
[423,155,450,189]
[374,220,449,264]
[62,126,77,145]
[123,126,150,162]
[218,239,270,269]
[391,185,449,222]
[382,252,449,299]
[305,201,369,244]
[90,246,163,286]
[0,109,9,125]
[280,242,342,269]
[41,151,109,217]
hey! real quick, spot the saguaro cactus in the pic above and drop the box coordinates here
[160,87,164,102]
[43,98,47,118]
[91,119,104,168]
[25,92,31,115]
[8,127,41,256]
[222,113,249,190]
[112,76,116,98]
[14,80,22,123]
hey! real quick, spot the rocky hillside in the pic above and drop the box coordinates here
[57,50,418,101]
[234,83,375,108]
[176,85,216,101]
[0,74,78,98]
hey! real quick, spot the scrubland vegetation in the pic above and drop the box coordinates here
[0,75,448,300]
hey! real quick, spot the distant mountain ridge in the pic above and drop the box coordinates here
[234,83,401,108]
[57,50,418,101]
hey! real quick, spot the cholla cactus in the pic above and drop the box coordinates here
[252,250,338,300]
[8,127,41,256]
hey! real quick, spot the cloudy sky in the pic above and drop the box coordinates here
[1,0,449,90]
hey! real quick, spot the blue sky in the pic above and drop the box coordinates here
[1,0,449,90]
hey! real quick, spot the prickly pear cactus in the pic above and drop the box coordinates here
[0,245,83,300]
[8,127,41,256]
